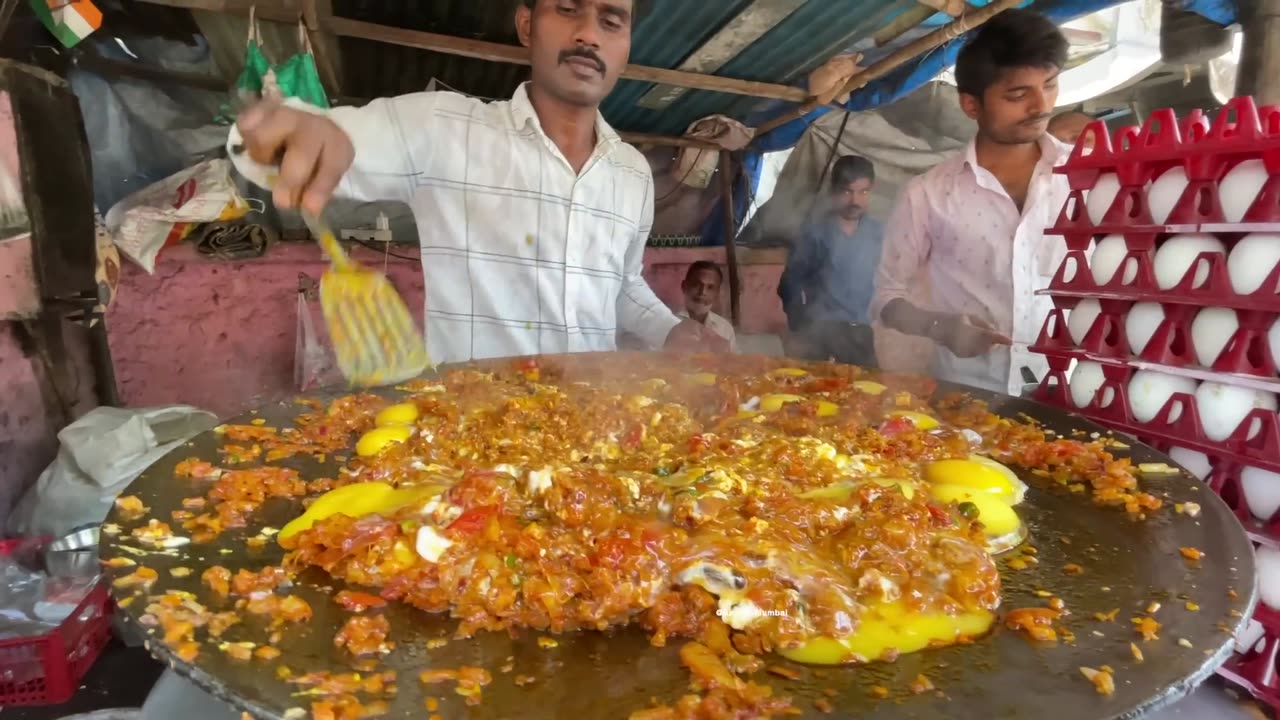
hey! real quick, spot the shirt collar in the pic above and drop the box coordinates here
[961,133,1067,175]
[509,82,621,152]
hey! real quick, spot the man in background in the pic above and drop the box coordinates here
[1049,110,1096,148]
[873,8,1071,394]
[778,155,883,367]
[678,261,737,352]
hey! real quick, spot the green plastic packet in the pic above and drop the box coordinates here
[217,8,329,122]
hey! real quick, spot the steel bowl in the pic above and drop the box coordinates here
[44,524,101,579]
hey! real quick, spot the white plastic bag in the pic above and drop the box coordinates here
[6,406,219,538]
[105,159,250,273]
[295,282,341,392]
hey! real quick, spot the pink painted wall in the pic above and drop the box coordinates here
[105,244,788,419]
[642,246,787,335]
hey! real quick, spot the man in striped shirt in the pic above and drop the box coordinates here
[230,0,725,365]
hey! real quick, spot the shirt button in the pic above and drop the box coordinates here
[526,234,535,246]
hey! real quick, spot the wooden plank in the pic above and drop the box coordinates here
[719,150,741,327]
[636,0,806,110]
[130,1,809,102]
[620,132,722,150]
[301,0,344,97]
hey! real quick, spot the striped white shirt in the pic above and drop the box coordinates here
[309,83,680,364]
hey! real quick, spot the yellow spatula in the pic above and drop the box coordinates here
[226,92,429,387]
[299,210,430,387]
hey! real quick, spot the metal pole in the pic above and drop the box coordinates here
[719,150,742,328]
[1235,0,1280,104]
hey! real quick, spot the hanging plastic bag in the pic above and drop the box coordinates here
[218,8,329,122]
[295,274,342,392]
[104,158,252,273]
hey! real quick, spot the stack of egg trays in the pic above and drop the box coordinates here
[1026,95,1280,708]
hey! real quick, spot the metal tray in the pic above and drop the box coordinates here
[101,355,1258,719]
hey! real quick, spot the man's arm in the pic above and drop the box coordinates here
[231,94,443,213]
[872,181,1010,357]
[778,228,820,331]
[617,175,682,349]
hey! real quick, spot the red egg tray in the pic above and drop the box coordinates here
[1041,231,1280,314]
[1031,305,1280,381]
[1219,619,1280,713]
[1032,356,1280,477]
[1051,96,1280,239]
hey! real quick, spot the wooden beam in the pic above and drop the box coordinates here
[130,1,809,103]
[620,132,722,151]
[719,150,741,327]
[301,0,344,98]
[754,0,1023,138]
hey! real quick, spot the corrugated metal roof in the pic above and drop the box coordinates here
[323,0,934,134]
[183,0,965,135]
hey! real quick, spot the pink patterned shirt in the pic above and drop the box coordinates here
[871,135,1072,395]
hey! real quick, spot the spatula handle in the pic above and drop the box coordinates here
[301,210,354,272]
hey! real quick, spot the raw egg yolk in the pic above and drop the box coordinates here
[278,482,445,544]
[888,411,939,430]
[929,485,1026,553]
[356,426,413,457]
[923,459,1019,504]
[853,381,888,395]
[760,394,839,416]
[375,402,419,427]
[798,478,915,501]
[772,368,809,377]
[780,602,995,665]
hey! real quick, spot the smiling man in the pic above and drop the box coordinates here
[230,0,725,363]
[872,8,1071,394]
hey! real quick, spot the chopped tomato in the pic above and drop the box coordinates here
[878,417,915,437]
[808,378,848,393]
[688,434,710,453]
[448,505,499,535]
[925,503,952,527]
[335,591,388,612]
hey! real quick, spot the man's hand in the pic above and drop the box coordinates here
[932,314,1012,358]
[664,319,730,353]
[235,101,354,215]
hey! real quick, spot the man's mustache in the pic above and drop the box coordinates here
[559,47,606,74]
[1023,114,1051,126]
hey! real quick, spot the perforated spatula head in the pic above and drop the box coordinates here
[300,211,431,388]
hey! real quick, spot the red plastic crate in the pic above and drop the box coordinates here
[0,577,111,705]
[1031,305,1280,380]
[1032,356,1280,476]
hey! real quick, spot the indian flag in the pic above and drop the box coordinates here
[30,0,102,48]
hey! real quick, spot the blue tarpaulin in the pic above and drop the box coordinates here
[700,0,1239,246]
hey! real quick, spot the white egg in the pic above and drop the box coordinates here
[1220,158,1268,223]
[1086,173,1121,225]
[1125,302,1165,355]
[1271,318,1280,373]
[1258,545,1280,610]
[1148,166,1188,224]
[1235,617,1266,654]
[1091,234,1137,286]
[1244,466,1280,523]
[1228,233,1280,296]
[1067,299,1102,345]
[1168,446,1212,481]
[1154,234,1226,290]
[1068,361,1110,410]
[1128,370,1198,424]
[1191,307,1239,367]
[1194,382,1277,442]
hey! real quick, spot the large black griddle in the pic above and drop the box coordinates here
[101,354,1258,719]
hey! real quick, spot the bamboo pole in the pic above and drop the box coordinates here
[719,150,741,327]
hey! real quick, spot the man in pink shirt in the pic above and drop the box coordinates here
[872,8,1071,394]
